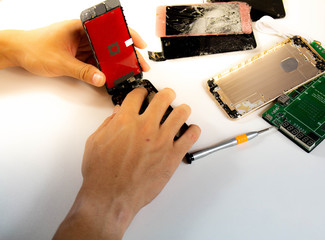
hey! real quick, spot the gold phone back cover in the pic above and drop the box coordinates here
[207,36,325,119]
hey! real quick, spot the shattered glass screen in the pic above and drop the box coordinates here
[165,3,242,36]
[205,0,286,21]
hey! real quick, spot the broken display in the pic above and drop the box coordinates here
[150,2,256,61]
[156,2,252,37]
[204,0,286,21]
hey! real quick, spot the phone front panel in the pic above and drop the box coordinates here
[84,7,142,88]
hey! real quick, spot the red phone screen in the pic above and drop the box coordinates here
[84,7,142,88]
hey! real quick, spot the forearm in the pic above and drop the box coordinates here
[0,30,23,69]
[52,183,136,240]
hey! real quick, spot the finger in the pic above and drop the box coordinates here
[136,49,150,72]
[120,87,148,114]
[94,105,121,134]
[174,124,201,157]
[86,56,97,66]
[63,57,106,87]
[94,112,117,134]
[50,19,82,33]
[129,28,147,49]
[75,51,93,62]
[65,19,83,31]
[144,88,176,123]
[112,105,121,114]
[161,104,191,138]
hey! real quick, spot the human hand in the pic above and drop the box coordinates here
[53,88,201,240]
[2,19,149,87]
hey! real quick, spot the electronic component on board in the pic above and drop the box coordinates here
[263,74,325,152]
[277,94,290,105]
[310,41,325,60]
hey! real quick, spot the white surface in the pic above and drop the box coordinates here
[0,0,325,239]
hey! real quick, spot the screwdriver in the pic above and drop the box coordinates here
[185,127,272,164]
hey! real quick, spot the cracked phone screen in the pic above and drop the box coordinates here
[165,3,248,36]
[152,2,255,60]
[205,0,286,21]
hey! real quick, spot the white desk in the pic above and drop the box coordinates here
[1,0,325,239]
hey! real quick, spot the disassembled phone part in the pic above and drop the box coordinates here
[204,0,286,21]
[80,0,188,138]
[150,2,256,61]
[207,36,325,119]
[80,0,142,91]
[263,73,325,152]
[149,33,257,61]
[156,2,252,37]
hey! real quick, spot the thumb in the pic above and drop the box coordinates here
[64,57,106,87]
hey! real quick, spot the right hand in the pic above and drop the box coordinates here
[53,87,201,240]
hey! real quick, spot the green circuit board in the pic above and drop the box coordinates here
[310,41,325,60]
[263,73,325,152]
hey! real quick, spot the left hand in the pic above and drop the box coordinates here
[8,19,150,87]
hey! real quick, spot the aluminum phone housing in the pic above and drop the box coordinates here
[207,36,325,119]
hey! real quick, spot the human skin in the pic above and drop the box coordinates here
[52,87,201,239]
[0,19,150,87]
[0,19,201,239]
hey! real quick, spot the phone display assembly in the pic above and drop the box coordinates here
[80,0,142,90]
[150,2,256,61]
[207,36,325,119]
[263,73,325,152]
[156,2,252,37]
[205,0,286,21]
[81,0,188,139]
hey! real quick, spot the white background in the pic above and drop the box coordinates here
[0,0,325,239]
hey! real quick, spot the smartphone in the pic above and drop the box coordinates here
[205,0,286,21]
[156,2,252,37]
[81,1,189,141]
[80,0,142,90]
[207,36,325,119]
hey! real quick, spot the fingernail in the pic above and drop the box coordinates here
[92,73,104,86]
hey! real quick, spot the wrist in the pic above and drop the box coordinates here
[78,184,135,239]
[0,30,24,69]
[53,182,136,240]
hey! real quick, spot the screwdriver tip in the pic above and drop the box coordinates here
[258,126,274,134]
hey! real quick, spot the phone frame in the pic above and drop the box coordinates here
[207,36,325,119]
